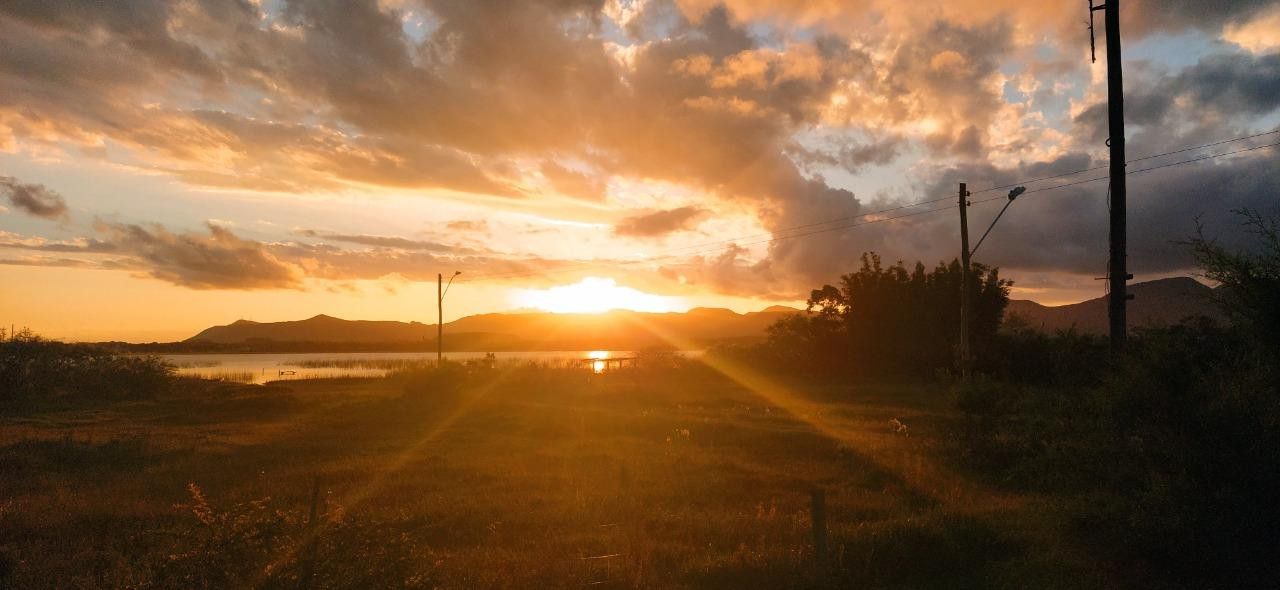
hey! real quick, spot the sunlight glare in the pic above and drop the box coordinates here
[588,350,609,374]
[511,277,684,314]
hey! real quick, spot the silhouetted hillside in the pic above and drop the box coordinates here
[1006,277,1223,333]
[184,307,801,350]
[187,315,431,343]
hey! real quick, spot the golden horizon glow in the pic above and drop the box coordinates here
[510,277,686,314]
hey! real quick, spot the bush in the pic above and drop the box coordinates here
[633,348,689,370]
[399,361,476,402]
[988,326,1108,387]
[0,330,173,406]
[1091,322,1280,586]
[158,483,435,588]
[951,209,1280,586]
[955,319,1280,586]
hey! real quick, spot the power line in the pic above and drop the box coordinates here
[688,128,1280,253]
[463,136,1278,283]
[968,139,1280,205]
[969,126,1280,196]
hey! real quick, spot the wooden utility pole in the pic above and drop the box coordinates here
[810,488,828,566]
[1096,0,1129,353]
[437,273,443,364]
[301,475,322,588]
[958,182,972,379]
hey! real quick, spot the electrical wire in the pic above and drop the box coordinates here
[967,127,1280,196]
[462,135,1279,283]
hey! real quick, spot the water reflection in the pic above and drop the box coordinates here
[587,350,608,374]
[162,350,695,383]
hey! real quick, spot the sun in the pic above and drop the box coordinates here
[511,277,685,314]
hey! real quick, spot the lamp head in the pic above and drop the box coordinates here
[1008,186,1026,200]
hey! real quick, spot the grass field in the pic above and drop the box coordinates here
[0,366,1111,589]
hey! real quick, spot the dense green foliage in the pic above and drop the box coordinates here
[719,252,1010,379]
[956,209,1280,588]
[1186,208,1280,353]
[0,330,173,406]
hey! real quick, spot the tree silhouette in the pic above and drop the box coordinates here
[764,252,1011,378]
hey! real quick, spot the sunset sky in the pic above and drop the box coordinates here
[1,0,1278,341]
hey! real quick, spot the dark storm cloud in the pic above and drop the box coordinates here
[614,206,710,237]
[0,0,226,82]
[679,143,1278,299]
[0,176,69,220]
[1125,0,1275,35]
[789,136,903,175]
[913,148,1280,277]
[1170,52,1280,116]
[1076,51,1280,141]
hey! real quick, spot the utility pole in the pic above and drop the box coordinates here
[958,182,972,380]
[436,271,460,365]
[437,273,443,365]
[1094,0,1129,353]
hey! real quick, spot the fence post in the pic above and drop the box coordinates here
[811,488,828,567]
[302,476,322,588]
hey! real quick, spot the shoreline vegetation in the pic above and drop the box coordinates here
[1,210,1277,588]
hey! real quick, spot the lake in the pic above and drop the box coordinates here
[161,350,702,384]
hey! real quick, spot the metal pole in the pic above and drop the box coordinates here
[958,182,972,379]
[1103,0,1128,353]
[437,273,443,365]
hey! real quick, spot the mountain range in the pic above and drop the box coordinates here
[180,278,1223,351]
[185,306,802,350]
[1005,277,1223,333]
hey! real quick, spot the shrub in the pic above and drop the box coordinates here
[989,326,1109,387]
[956,318,1280,585]
[158,483,435,588]
[399,361,474,401]
[633,348,688,370]
[0,331,173,406]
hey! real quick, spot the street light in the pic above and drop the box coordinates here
[438,271,461,364]
[958,184,1026,380]
[970,186,1025,257]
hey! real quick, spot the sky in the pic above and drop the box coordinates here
[0,0,1278,341]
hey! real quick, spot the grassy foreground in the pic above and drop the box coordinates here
[0,367,1108,589]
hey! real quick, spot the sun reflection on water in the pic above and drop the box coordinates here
[587,350,608,374]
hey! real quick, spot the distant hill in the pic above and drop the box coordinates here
[1006,277,1224,334]
[185,307,803,351]
[187,315,431,344]
[178,278,1219,350]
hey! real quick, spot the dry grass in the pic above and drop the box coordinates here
[0,368,1107,588]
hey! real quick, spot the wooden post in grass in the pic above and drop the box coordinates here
[811,488,828,566]
[302,476,322,588]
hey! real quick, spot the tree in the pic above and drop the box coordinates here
[764,252,1011,379]
[1186,208,1280,355]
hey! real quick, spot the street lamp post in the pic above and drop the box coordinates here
[438,271,461,365]
[959,185,1025,378]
